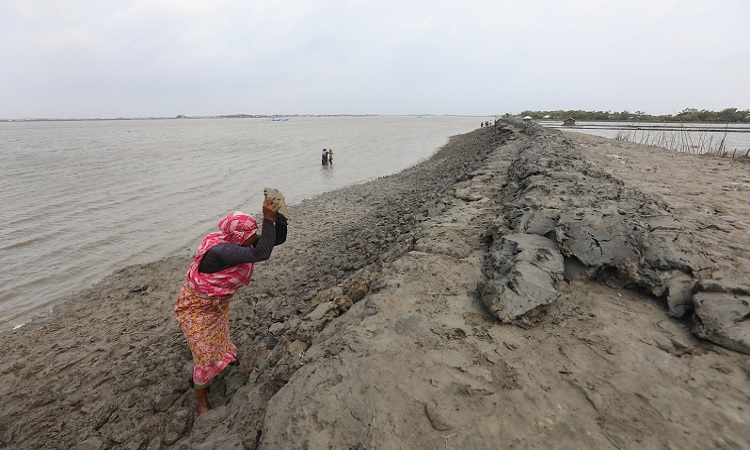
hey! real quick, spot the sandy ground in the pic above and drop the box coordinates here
[1,121,748,450]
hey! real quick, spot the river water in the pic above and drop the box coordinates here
[0,116,482,330]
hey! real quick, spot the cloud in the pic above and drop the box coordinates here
[1,0,748,118]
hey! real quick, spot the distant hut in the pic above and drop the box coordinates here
[522,116,533,122]
[563,117,576,127]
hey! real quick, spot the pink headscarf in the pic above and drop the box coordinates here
[185,211,258,299]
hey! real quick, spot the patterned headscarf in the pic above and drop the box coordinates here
[215,211,258,245]
[185,211,258,299]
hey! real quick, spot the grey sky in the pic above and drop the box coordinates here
[1,0,748,119]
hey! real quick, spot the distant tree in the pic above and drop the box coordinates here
[518,107,749,123]
[717,107,746,122]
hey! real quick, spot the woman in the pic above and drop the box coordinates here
[174,197,287,413]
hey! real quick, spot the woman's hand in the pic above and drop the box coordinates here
[262,196,280,221]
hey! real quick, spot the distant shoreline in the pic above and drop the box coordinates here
[0,114,480,123]
[4,115,749,126]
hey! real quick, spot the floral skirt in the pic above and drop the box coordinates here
[174,284,237,388]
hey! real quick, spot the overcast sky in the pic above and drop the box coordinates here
[1,0,748,119]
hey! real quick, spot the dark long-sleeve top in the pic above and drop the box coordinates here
[197,219,287,273]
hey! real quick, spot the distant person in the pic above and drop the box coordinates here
[174,195,288,414]
[322,148,328,165]
[328,148,333,165]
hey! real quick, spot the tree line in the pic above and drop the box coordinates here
[518,108,750,123]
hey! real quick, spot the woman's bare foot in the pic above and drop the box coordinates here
[196,388,210,414]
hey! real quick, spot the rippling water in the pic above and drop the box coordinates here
[0,116,481,330]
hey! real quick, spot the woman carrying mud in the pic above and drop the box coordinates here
[174,195,287,413]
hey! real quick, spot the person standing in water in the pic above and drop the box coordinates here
[327,148,333,165]
[174,196,287,414]
[321,148,328,165]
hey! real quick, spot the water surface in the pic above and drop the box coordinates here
[0,116,481,330]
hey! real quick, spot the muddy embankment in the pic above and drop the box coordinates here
[1,120,748,450]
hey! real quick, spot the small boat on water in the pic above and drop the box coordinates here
[266,117,289,121]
